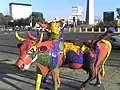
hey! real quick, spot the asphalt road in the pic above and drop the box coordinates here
[0,31,120,90]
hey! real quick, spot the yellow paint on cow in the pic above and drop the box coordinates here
[100,39,112,76]
[35,74,42,90]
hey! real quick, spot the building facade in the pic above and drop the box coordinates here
[9,3,32,19]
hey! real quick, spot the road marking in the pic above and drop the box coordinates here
[0,31,25,35]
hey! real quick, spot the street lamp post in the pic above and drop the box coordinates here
[7,16,8,30]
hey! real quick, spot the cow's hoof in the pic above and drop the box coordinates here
[43,80,49,83]
[96,84,101,87]
[58,84,60,88]
[80,87,85,90]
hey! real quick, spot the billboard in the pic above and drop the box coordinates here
[9,3,32,19]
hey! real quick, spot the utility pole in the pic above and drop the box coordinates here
[7,16,8,30]
[30,13,32,28]
[4,11,8,31]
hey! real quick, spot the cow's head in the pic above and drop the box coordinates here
[15,31,43,71]
[37,18,68,35]
[49,21,61,34]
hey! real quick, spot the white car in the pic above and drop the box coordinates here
[110,34,120,49]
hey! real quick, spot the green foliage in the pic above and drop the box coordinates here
[0,13,13,27]
[25,17,31,25]
[3,15,13,25]
[116,8,120,15]
[117,16,120,19]
[0,13,5,25]
[30,12,45,27]
[32,12,44,22]
[116,8,120,19]
[0,12,45,28]
[8,18,31,28]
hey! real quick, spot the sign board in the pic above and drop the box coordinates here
[72,6,78,13]
[9,3,32,19]
[72,6,83,16]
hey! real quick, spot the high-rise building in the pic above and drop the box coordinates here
[86,0,94,25]
[103,11,114,26]
[103,11,114,21]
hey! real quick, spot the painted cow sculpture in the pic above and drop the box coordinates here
[15,32,113,90]
[15,19,115,90]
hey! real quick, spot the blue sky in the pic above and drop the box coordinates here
[0,0,119,20]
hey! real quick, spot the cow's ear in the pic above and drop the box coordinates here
[27,31,36,40]
[17,43,22,48]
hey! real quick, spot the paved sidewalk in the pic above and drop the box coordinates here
[0,59,105,90]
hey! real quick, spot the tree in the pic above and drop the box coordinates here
[116,8,120,19]
[116,8,120,26]
[116,8,120,15]
[8,21,14,28]
[3,15,13,28]
[0,13,5,25]
[0,13,13,29]
[8,17,31,29]
[4,12,45,28]
[30,12,45,27]
[25,17,31,26]
[32,12,44,22]
[17,18,26,27]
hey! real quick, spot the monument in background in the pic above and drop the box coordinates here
[86,0,94,25]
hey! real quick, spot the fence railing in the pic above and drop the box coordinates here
[1,27,120,34]
[64,27,120,33]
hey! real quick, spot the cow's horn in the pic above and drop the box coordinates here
[37,33,44,47]
[15,31,25,42]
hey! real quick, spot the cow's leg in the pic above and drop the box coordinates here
[80,66,96,90]
[96,72,102,87]
[56,68,61,87]
[80,52,96,90]
[80,69,95,90]
[43,72,50,83]
[43,69,61,87]
[95,67,102,87]
[51,68,59,90]
[100,53,110,77]
[35,73,42,90]
[35,65,49,90]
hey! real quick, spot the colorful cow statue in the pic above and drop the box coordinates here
[16,19,67,90]
[15,18,115,90]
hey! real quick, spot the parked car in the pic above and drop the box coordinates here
[110,34,120,49]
